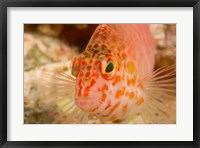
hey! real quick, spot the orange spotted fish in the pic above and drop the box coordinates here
[42,24,176,124]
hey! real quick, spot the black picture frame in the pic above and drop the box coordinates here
[0,0,199,147]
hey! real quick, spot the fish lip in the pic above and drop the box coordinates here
[75,98,91,106]
[75,97,100,112]
[75,99,91,113]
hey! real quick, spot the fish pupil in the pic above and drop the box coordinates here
[105,62,114,73]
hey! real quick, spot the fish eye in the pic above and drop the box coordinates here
[101,56,118,80]
[105,62,114,73]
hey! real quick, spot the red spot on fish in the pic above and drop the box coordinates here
[115,87,126,99]
[102,84,108,91]
[78,57,82,62]
[127,76,136,86]
[91,106,99,112]
[82,61,87,65]
[94,44,99,48]
[122,53,127,59]
[121,74,125,81]
[95,61,98,65]
[79,73,83,77]
[110,102,120,114]
[129,92,135,100]
[122,104,128,113]
[84,87,90,97]
[86,71,90,77]
[101,25,107,30]
[87,66,92,70]
[105,99,111,110]
[112,76,121,86]
[92,73,99,79]
[102,45,107,50]
[101,93,106,102]
[136,97,144,105]
[105,103,111,110]
[138,83,144,90]
[90,79,96,87]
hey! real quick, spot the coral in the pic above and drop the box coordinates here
[150,24,176,69]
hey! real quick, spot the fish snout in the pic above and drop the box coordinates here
[75,97,97,113]
[75,87,101,113]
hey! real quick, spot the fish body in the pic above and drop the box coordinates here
[71,24,175,123]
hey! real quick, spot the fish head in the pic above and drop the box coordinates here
[71,24,139,121]
[71,47,128,117]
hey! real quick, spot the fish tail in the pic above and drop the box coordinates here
[138,64,176,124]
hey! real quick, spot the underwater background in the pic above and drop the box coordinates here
[24,24,176,124]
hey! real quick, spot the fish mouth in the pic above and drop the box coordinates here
[75,98,89,106]
[74,87,102,113]
[75,98,97,113]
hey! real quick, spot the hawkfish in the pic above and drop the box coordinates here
[41,24,176,124]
